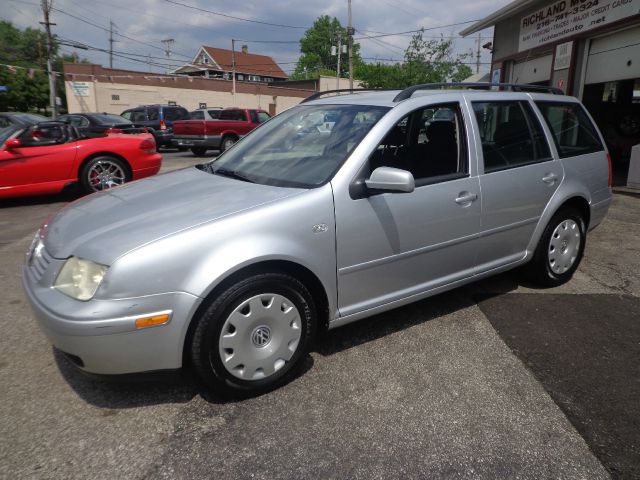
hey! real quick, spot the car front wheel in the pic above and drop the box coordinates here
[523,208,586,287]
[190,273,317,398]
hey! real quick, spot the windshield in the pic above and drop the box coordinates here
[13,113,48,124]
[92,114,132,124]
[0,125,21,145]
[201,104,389,188]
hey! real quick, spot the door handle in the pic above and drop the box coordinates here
[455,192,478,205]
[542,172,558,184]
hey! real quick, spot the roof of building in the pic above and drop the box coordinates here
[195,46,288,78]
[460,0,540,36]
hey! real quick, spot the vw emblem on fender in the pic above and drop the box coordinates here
[251,325,271,348]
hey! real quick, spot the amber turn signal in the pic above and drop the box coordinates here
[134,314,170,329]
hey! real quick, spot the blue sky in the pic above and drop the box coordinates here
[4,0,503,75]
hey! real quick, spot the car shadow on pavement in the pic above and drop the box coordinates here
[314,270,528,357]
[53,348,200,408]
[1,187,82,208]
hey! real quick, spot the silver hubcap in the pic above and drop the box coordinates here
[88,160,126,191]
[218,293,302,381]
[223,138,235,150]
[548,219,581,275]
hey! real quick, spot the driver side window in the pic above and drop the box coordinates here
[19,124,68,147]
[369,103,467,185]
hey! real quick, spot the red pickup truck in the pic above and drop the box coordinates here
[172,108,271,155]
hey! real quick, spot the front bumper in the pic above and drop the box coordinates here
[22,259,202,375]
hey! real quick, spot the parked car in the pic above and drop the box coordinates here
[172,108,270,155]
[189,108,222,120]
[0,112,48,128]
[58,112,146,137]
[23,84,612,398]
[0,121,161,198]
[120,105,190,149]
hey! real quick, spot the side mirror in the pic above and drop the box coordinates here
[365,166,415,193]
[5,138,21,150]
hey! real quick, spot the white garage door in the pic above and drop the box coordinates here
[586,25,640,85]
[510,55,552,84]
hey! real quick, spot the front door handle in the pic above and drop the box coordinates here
[455,192,478,205]
[542,172,558,184]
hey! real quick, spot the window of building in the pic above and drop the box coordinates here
[249,75,260,82]
[111,94,120,101]
[237,74,244,81]
[472,101,551,173]
[536,102,604,158]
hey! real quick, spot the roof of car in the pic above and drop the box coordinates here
[303,87,577,108]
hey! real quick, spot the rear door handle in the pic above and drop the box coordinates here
[542,172,558,184]
[455,192,478,205]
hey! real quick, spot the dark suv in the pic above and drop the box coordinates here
[120,105,189,149]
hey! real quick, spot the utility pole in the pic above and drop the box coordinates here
[109,20,116,68]
[347,0,354,89]
[231,39,237,105]
[161,38,174,74]
[40,0,57,119]
[333,33,342,89]
[476,33,481,74]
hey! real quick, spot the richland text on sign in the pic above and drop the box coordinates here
[519,0,639,51]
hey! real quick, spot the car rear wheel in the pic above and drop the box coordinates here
[523,208,586,287]
[220,135,237,152]
[79,156,130,194]
[190,273,316,398]
[191,147,207,156]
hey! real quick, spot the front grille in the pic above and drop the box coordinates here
[29,245,52,281]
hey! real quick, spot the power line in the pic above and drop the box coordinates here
[164,0,307,29]
[354,20,481,40]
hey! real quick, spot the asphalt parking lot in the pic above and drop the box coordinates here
[1,150,639,479]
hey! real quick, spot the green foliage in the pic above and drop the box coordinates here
[358,31,473,89]
[0,21,88,113]
[291,15,362,80]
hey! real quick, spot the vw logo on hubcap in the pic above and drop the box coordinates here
[251,326,271,348]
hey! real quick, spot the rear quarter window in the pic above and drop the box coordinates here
[535,102,603,158]
[219,110,246,121]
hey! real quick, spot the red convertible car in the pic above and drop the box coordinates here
[0,121,162,199]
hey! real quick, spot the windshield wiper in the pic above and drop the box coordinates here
[213,167,255,183]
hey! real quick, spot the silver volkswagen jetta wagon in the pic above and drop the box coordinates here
[23,84,612,396]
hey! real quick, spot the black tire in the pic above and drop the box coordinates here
[191,147,207,156]
[220,135,237,153]
[79,155,130,194]
[523,207,586,287]
[190,273,317,398]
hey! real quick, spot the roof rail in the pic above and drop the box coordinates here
[393,82,564,102]
[301,88,389,103]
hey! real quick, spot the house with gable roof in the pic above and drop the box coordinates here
[171,45,288,84]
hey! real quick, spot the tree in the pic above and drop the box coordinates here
[357,31,473,89]
[291,15,362,80]
[0,21,88,113]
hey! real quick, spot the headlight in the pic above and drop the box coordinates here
[54,257,108,301]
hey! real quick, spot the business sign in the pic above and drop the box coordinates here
[519,0,640,51]
[70,81,91,97]
[554,41,573,69]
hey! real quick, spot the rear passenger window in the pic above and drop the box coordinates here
[190,111,204,120]
[219,110,245,121]
[473,101,551,173]
[165,107,189,121]
[536,102,603,158]
[370,103,467,185]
